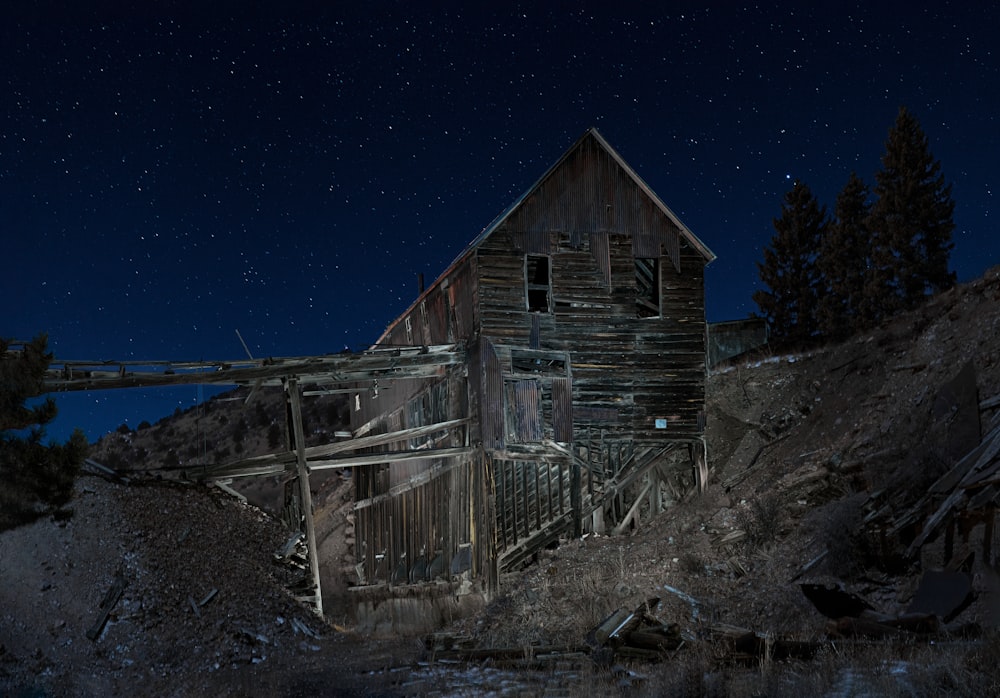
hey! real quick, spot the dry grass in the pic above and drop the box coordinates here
[632,633,1000,698]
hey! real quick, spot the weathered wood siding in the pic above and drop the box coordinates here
[350,256,486,588]
[349,128,711,593]
[353,444,493,587]
[475,158,707,446]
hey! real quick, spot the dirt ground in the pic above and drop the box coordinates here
[4,265,1000,696]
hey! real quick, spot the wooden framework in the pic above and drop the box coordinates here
[41,128,717,625]
[43,344,465,615]
[353,128,715,603]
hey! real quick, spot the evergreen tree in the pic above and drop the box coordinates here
[1,334,86,530]
[817,172,872,338]
[753,180,828,345]
[867,106,956,319]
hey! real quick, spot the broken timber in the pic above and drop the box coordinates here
[41,345,465,620]
[87,572,127,641]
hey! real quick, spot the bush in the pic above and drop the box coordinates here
[736,493,783,550]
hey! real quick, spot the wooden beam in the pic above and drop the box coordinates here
[287,377,323,617]
[353,458,466,510]
[307,418,469,459]
[308,446,475,471]
[613,482,652,535]
[42,344,463,393]
[199,418,470,480]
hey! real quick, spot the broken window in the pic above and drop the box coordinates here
[511,349,566,376]
[525,254,551,313]
[635,257,660,318]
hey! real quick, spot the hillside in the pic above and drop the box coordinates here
[3,265,1000,696]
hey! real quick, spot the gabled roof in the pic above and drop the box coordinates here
[375,128,715,346]
[460,127,716,265]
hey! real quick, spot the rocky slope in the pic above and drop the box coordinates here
[3,265,1000,696]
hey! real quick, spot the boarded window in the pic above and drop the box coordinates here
[504,379,542,443]
[635,257,660,318]
[525,255,551,313]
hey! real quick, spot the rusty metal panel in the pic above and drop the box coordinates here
[505,379,542,443]
[552,377,573,443]
[426,292,448,344]
[480,339,505,450]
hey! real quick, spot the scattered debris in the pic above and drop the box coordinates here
[86,572,127,641]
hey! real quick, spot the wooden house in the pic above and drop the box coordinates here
[348,128,715,625]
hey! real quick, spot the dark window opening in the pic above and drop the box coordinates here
[635,257,660,318]
[526,255,551,313]
[511,349,566,376]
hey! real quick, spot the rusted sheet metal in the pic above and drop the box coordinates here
[552,377,573,443]
[505,379,542,443]
[480,339,505,450]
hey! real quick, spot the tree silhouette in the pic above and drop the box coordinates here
[1,334,86,530]
[817,172,873,338]
[867,106,956,319]
[753,181,828,345]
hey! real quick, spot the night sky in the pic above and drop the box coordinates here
[3,2,998,442]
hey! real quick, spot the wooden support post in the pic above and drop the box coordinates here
[286,377,323,617]
[613,482,652,536]
[592,506,606,535]
[648,470,661,516]
[570,461,582,538]
[694,439,709,494]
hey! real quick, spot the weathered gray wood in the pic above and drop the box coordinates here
[613,482,652,535]
[86,574,127,641]
[287,378,322,617]
[44,344,463,392]
[308,446,475,471]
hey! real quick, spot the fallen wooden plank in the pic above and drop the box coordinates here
[612,482,652,535]
[86,574,127,641]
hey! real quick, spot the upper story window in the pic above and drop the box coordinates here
[635,257,661,318]
[525,254,551,313]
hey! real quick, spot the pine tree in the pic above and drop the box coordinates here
[867,106,956,319]
[817,172,872,338]
[1,334,86,530]
[753,181,828,345]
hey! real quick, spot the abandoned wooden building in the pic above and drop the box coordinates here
[41,128,716,630]
[347,127,716,624]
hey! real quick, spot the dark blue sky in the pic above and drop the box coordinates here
[3,2,998,442]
